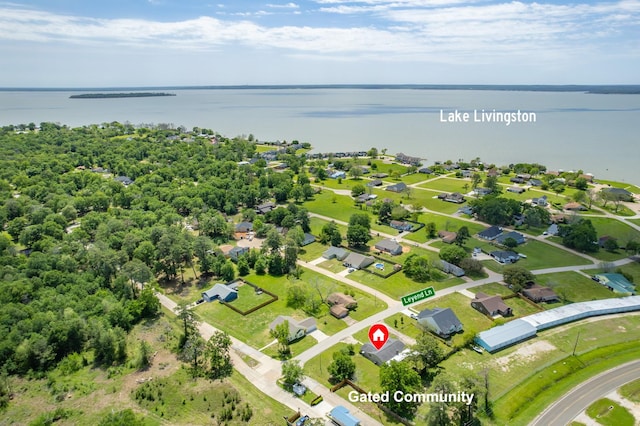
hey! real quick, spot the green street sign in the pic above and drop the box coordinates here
[401,287,435,306]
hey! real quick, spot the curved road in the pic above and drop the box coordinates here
[531,360,640,426]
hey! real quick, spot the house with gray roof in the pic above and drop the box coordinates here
[329,406,361,426]
[323,246,349,261]
[115,175,134,186]
[301,233,316,246]
[495,231,526,246]
[532,195,548,206]
[367,179,383,187]
[228,246,249,262]
[343,252,375,270]
[375,239,403,255]
[360,338,406,366]
[436,260,465,277]
[202,283,238,303]
[417,307,463,338]
[602,187,633,201]
[385,182,407,193]
[269,316,317,342]
[490,250,520,264]
[478,225,503,241]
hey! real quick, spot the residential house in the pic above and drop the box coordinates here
[438,192,465,203]
[601,187,634,201]
[495,231,526,246]
[234,221,253,234]
[532,195,548,207]
[471,292,512,316]
[327,293,357,309]
[115,175,134,186]
[564,202,587,211]
[255,201,276,214]
[228,246,249,262]
[202,283,238,303]
[367,179,383,187]
[375,239,403,255]
[579,174,594,183]
[461,170,472,178]
[546,223,559,236]
[507,186,525,194]
[474,187,493,197]
[417,308,463,338]
[418,167,433,174]
[528,179,543,186]
[486,168,499,177]
[510,177,525,184]
[390,220,413,232]
[329,170,346,179]
[396,153,422,166]
[301,233,316,246]
[436,260,465,277]
[360,339,406,366]
[329,406,361,426]
[490,250,520,264]
[385,182,407,193]
[269,316,317,342]
[438,230,457,244]
[343,252,375,270]
[522,284,559,303]
[371,173,389,179]
[598,235,616,248]
[478,225,503,241]
[458,206,474,215]
[517,173,532,180]
[323,246,349,261]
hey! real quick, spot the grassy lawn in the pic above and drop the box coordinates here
[228,283,274,311]
[596,180,640,194]
[396,172,433,184]
[374,187,465,214]
[414,292,495,347]
[586,216,640,244]
[534,271,617,305]
[255,144,277,153]
[308,216,348,239]
[472,282,515,297]
[503,296,543,318]
[319,258,348,273]
[194,267,384,350]
[349,267,464,300]
[629,218,640,227]
[262,334,318,359]
[620,378,640,403]
[384,313,423,339]
[586,398,635,426]
[418,177,471,193]
[304,191,369,223]
[298,241,330,262]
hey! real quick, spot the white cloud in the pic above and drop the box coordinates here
[266,2,300,8]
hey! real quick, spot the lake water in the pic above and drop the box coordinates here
[1,88,639,184]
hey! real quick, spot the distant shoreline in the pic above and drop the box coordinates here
[1,85,637,95]
[69,92,176,99]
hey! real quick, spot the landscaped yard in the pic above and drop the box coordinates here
[298,241,330,261]
[372,187,465,214]
[384,312,423,340]
[472,282,515,297]
[403,212,484,243]
[585,217,640,252]
[503,296,543,318]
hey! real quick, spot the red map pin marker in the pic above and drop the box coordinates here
[368,324,389,350]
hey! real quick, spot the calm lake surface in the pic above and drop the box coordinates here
[1,88,639,183]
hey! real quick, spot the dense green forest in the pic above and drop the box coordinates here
[0,122,310,408]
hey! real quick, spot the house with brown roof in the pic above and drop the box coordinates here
[522,284,559,303]
[564,202,587,211]
[327,292,357,319]
[438,230,457,244]
[471,292,512,317]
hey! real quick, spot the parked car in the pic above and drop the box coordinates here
[296,415,310,426]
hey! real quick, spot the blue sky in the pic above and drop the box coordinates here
[0,0,638,86]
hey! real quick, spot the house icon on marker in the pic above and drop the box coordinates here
[372,329,385,342]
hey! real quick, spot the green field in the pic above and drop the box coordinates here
[298,241,330,262]
[534,271,620,305]
[620,378,640,403]
[583,217,640,260]
[472,282,516,297]
[372,187,465,214]
[629,218,640,226]
[418,177,471,193]
[384,312,423,339]
[586,398,635,426]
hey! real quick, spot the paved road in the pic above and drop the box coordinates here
[531,360,640,426]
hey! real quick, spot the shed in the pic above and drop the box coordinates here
[476,319,536,352]
[330,406,361,426]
